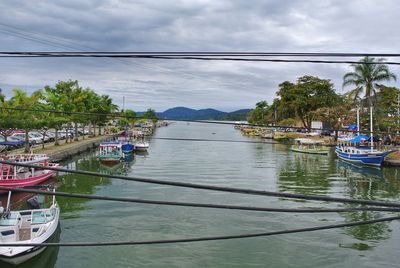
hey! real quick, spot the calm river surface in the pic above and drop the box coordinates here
[5,122,400,268]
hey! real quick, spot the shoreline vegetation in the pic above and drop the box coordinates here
[246,57,398,139]
[0,80,158,153]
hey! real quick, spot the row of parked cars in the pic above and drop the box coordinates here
[0,128,91,151]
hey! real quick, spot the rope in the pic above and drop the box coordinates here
[1,161,400,208]
[2,216,399,247]
[1,186,399,213]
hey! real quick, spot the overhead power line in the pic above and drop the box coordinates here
[1,52,400,65]
[2,186,399,213]
[1,160,400,208]
[2,215,399,247]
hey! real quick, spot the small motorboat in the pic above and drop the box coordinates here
[134,140,149,152]
[0,154,59,194]
[291,138,330,155]
[0,189,60,265]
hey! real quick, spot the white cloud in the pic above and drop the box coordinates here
[0,0,399,111]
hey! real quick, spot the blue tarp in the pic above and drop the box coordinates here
[348,124,358,131]
[350,135,370,143]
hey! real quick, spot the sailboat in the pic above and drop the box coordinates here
[335,106,393,166]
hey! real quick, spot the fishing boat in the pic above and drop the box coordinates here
[335,107,393,166]
[134,140,149,152]
[97,142,122,164]
[0,188,60,265]
[0,154,59,193]
[335,136,392,166]
[291,138,330,155]
[117,131,134,155]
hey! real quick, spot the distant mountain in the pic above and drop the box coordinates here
[155,107,251,120]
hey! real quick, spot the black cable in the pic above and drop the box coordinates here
[1,53,400,65]
[2,51,400,57]
[1,186,399,213]
[1,161,400,208]
[153,137,278,145]
[2,216,399,247]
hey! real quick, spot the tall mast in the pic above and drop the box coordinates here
[357,107,360,136]
[370,106,373,152]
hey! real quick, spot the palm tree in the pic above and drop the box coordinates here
[343,56,397,107]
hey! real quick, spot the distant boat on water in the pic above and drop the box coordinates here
[97,142,122,164]
[291,138,330,155]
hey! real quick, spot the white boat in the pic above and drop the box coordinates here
[0,189,60,265]
[291,138,330,155]
[134,140,149,151]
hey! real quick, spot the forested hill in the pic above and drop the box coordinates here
[155,107,251,120]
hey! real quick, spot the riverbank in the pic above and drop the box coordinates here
[9,135,111,162]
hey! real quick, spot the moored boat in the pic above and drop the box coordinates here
[118,131,134,154]
[291,138,330,155]
[335,136,392,166]
[335,106,393,167]
[0,189,60,265]
[0,154,59,193]
[97,142,122,164]
[134,140,149,151]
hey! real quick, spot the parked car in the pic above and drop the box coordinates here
[11,133,41,145]
[0,135,25,149]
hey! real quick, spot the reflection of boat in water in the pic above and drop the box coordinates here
[134,150,149,157]
[337,159,384,180]
[0,188,60,265]
[291,138,330,155]
[0,178,59,211]
[122,154,134,163]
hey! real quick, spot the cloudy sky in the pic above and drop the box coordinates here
[0,0,399,112]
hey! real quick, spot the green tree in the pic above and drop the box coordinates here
[343,56,397,107]
[141,108,157,123]
[247,101,270,125]
[8,89,42,152]
[277,76,340,130]
[375,86,400,132]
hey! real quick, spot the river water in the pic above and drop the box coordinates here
[4,122,400,268]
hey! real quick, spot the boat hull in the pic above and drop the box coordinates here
[291,147,329,155]
[0,170,57,194]
[0,205,60,265]
[121,143,134,154]
[335,147,391,166]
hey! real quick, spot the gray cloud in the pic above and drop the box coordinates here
[0,0,399,112]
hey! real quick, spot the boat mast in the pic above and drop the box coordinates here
[357,107,360,136]
[370,106,374,152]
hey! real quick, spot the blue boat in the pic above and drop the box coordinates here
[121,143,134,154]
[335,106,393,167]
[335,145,392,166]
[118,131,134,154]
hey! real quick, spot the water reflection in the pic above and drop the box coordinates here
[278,153,336,195]
[337,160,400,200]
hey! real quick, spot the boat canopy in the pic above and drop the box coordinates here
[350,135,370,143]
[294,138,324,144]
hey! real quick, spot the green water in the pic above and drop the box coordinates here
[4,122,400,267]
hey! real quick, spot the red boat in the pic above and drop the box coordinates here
[0,154,59,193]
